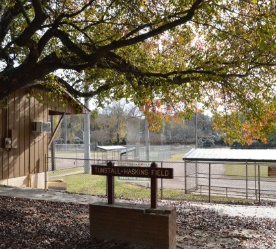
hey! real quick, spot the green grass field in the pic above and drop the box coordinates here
[224,164,272,178]
[48,167,84,177]
[59,173,182,198]
[168,153,184,161]
[50,172,253,204]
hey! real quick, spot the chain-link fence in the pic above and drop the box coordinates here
[182,161,276,202]
[47,147,276,203]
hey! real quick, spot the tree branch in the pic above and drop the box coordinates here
[53,29,89,60]
[105,0,204,50]
[15,0,47,46]
[15,0,31,24]
[0,3,21,43]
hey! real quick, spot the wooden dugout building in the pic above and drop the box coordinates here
[0,85,88,189]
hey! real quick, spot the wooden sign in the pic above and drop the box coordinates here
[92,165,173,178]
[91,161,174,209]
[268,166,276,177]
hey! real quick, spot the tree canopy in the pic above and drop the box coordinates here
[0,0,276,143]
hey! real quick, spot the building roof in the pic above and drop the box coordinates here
[48,89,90,115]
[97,145,126,151]
[29,83,90,115]
[183,148,276,163]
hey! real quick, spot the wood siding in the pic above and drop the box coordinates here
[0,87,85,184]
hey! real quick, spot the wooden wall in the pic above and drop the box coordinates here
[0,87,85,185]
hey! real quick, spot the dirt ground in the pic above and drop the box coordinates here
[0,195,275,249]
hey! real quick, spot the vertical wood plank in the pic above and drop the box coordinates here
[2,98,9,180]
[43,90,48,174]
[36,90,44,174]
[24,90,30,177]
[0,100,3,179]
[33,92,38,174]
[19,89,26,177]
[8,93,15,179]
[33,92,40,175]
[13,90,20,178]
[29,92,35,179]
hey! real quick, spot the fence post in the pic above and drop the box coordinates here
[258,164,261,203]
[246,162,248,199]
[45,154,48,190]
[160,161,163,200]
[184,161,187,194]
[254,162,257,201]
[208,163,211,203]
[200,185,202,195]
[75,145,78,166]
[195,161,198,190]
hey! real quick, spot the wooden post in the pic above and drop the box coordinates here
[151,162,158,209]
[107,161,114,204]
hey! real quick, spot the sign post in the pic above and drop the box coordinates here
[151,162,157,209]
[91,161,173,208]
[107,161,114,204]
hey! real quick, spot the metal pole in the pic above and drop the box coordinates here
[184,161,187,194]
[84,99,91,174]
[65,115,68,150]
[246,162,248,199]
[44,154,48,190]
[195,161,198,190]
[208,163,211,203]
[145,120,150,161]
[258,164,261,203]
[160,161,163,200]
[254,162,257,201]
[195,104,198,148]
[50,115,56,171]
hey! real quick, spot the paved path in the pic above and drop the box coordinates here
[1,185,275,219]
[0,185,105,204]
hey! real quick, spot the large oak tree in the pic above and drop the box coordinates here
[0,0,276,142]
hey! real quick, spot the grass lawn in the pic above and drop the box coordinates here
[48,167,84,177]
[168,153,184,161]
[224,164,271,178]
[60,173,182,198]
[59,173,254,204]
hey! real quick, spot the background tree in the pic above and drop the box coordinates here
[1,1,276,143]
[90,101,141,145]
[165,113,215,144]
[57,115,84,144]
[214,104,276,146]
